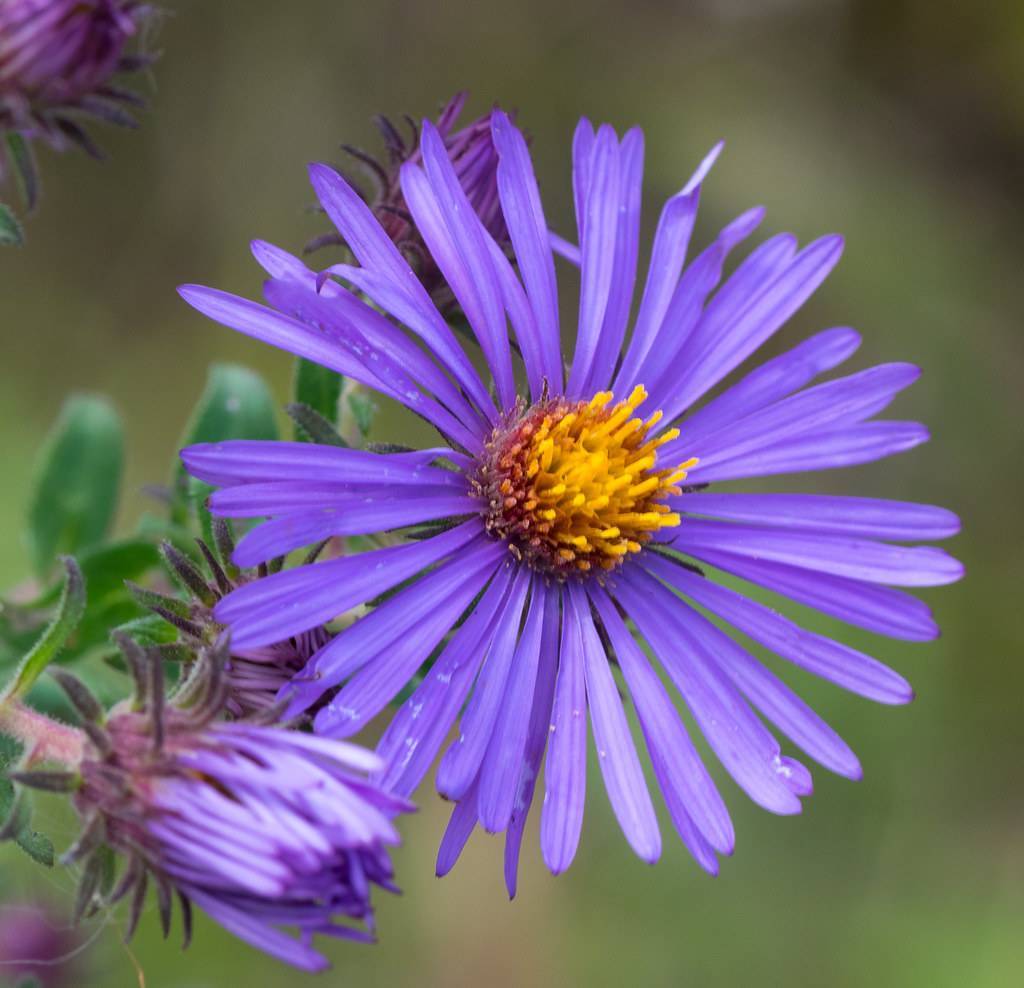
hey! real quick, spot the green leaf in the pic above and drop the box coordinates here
[292,358,342,435]
[3,558,86,701]
[5,132,38,210]
[27,395,124,578]
[172,364,278,515]
[28,538,160,611]
[16,822,54,866]
[0,201,23,246]
[0,741,54,867]
[344,384,376,441]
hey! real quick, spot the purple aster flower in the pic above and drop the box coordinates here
[178,109,963,893]
[307,91,507,311]
[0,0,150,191]
[35,642,410,972]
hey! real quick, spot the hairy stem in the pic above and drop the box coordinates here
[0,701,85,768]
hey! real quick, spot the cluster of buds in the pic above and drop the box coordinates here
[130,520,332,719]
[11,635,409,971]
[307,91,511,311]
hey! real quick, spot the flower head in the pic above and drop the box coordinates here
[48,639,409,972]
[307,91,507,310]
[179,108,963,893]
[0,0,149,186]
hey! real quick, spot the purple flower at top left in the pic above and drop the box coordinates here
[0,0,152,219]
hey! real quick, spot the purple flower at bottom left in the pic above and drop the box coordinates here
[23,638,414,973]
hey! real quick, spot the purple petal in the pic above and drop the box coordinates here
[615,143,722,393]
[308,540,506,721]
[540,589,588,874]
[436,778,480,878]
[662,326,861,454]
[574,583,661,863]
[646,554,913,704]
[683,547,941,642]
[477,580,549,832]
[216,520,482,648]
[209,481,471,518]
[690,363,921,469]
[567,124,621,397]
[321,262,496,423]
[670,519,963,587]
[589,584,734,853]
[491,109,563,393]
[581,127,644,395]
[436,567,532,801]
[374,563,519,797]
[687,420,931,483]
[614,568,802,814]
[664,234,845,419]
[177,285,374,384]
[503,587,562,898]
[677,492,960,541]
[263,277,482,450]
[182,440,463,489]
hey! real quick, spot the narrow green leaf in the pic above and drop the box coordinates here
[292,358,342,436]
[0,201,24,246]
[3,558,87,701]
[27,394,124,577]
[5,132,39,210]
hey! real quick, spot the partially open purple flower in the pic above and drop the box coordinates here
[61,642,410,971]
[308,92,507,310]
[0,0,150,191]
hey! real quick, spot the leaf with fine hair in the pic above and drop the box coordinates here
[2,558,87,701]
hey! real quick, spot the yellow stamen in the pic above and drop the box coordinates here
[478,385,697,576]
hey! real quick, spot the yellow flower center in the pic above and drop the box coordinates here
[476,385,696,577]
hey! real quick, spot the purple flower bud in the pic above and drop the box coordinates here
[72,694,412,970]
[310,92,512,310]
[0,901,83,987]
[0,0,150,175]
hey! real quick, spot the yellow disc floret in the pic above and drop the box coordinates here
[475,385,696,577]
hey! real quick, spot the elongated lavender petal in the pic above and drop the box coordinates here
[436,567,532,801]
[671,519,963,587]
[540,590,587,874]
[477,580,548,832]
[491,109,563,392]
[615,142,723,393]
[214,520,481,649]
[590,584,734,854]
[676,492,961,540]
[574,583,661,863]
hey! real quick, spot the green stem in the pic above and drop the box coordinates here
[0,700,84,768]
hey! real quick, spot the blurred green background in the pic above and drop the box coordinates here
[1,0,1021,985]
